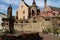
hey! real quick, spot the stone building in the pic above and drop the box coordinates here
[0,12,6,30]
[41,0,59,17]
[16,0,40,20]
[2,0,60,33]
[7,4,12,18]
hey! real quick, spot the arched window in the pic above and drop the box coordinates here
[23,11,25,14]
[23,16,25,20]
[21,5,23,7]
[32,10,35,16]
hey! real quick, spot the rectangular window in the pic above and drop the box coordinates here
[45,19,50,21]
[23,11,25,14]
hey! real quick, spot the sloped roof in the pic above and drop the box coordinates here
[49,6,60,11]
[0,12,6,18]
[24,1,30,7]
[0,12,6,16]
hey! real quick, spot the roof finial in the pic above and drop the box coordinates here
[10,4,11,7]
[33,0,35,2]
[22,0,24,1]
[8,4,12,9]
[32,0,36,5]
[44,0,47,7]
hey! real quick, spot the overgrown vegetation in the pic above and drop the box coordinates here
[43,27,60,35]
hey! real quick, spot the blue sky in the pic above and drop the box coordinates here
[0,0,60,16]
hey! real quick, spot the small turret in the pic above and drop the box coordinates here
[7,4,12,18]
[22,0,24,1]
[33,0,35,2]
[32,0,36,6]
[44,0,47,7]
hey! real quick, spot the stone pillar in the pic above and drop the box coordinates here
[7,4,15,34]
[9,18,15,34]
[7,4,12,18]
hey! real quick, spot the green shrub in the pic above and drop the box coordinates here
[42,29,48,34]
[45,28,53,33]
[57,29,60,34]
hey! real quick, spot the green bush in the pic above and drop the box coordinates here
[42,29,48,34]
[57,29,60,34]
[46,28,53,33]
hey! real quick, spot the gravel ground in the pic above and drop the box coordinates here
[39,33,60,40]
[0,33,60,40]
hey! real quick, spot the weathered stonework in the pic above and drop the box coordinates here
[16,0,40,20]
[2,0,60,33]
[17,1,29,20]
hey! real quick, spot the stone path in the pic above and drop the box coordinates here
[39,33,60,40]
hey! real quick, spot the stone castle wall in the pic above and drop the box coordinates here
[3,17,53,32]
[14,23,44,32]
[14,20,52,32]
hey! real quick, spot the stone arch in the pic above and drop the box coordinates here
[32,10,35,16]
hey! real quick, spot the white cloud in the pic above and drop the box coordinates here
[3,0,20,5]
[47,0,60,7]
[0,4,7,10]
[12,10,16,16]
[25,0,32,5]
[25,0,44,7]
[0,4,7,14]
[36,0,44,7]
[0,4,16,15]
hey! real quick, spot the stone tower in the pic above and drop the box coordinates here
[30,0,40,17]
[31,0,37,17]
[7,4,12,18]
[32,0,36,6]
[44,0,47,7]
[44,0,52,12]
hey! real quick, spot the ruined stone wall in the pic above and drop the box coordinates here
[14,20,52,32]
[3,17,53,32]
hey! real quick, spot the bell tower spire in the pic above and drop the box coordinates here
[33,0,35,2]
[44,0,47,7]
[7,4,12,18]
[22,0,24,1]
[32,0,36,6]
